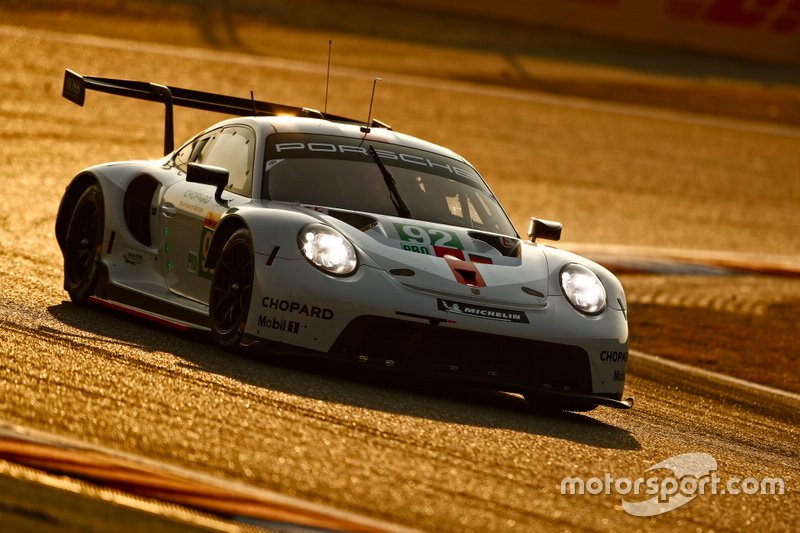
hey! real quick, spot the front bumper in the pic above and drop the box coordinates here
[245,256,630,405]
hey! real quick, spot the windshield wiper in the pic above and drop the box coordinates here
[368,144,412,219]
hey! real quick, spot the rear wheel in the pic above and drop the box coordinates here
[63,184,104,304]
[209,228,254,350]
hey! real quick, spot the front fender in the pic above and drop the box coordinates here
[205,206,350,269]
[541,245,627,313]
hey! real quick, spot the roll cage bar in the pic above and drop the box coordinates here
[62,69,391,155]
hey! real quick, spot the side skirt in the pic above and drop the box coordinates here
[89,283,211,332]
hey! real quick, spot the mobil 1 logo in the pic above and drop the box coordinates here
[258,315,300,334]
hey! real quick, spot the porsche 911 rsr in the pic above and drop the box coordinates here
[55,70,632,411]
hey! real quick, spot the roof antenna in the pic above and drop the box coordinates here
[324,40,332,114]
[250,90,257,116]
[360,77,382,134]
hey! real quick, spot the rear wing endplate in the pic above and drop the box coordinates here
[62,69,389,155]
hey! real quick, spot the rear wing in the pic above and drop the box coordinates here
[62,69,391,155]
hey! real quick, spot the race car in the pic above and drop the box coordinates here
[56,69,632,411]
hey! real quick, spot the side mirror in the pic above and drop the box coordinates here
[528,217,562,242]
[187,163,230,205]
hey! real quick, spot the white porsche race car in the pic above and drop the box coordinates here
[56,70,632,411]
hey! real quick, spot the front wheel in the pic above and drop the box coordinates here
[63,184,104,304]
[209,228,254,350]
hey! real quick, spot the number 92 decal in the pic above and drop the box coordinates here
[394,223,463,250]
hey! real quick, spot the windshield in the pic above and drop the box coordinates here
[262,133,517,236]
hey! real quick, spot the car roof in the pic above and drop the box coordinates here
[212,116,470,165]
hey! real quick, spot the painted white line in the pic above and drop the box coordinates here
[2,24,800,139]
[561,242,800,276]
[562,243,800,267]
[631,349,800,403]
[386,76,800,139]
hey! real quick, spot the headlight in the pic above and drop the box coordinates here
[560,263,606,315]
[298,224,358,276]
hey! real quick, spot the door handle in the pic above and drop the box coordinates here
[161,203,177,217]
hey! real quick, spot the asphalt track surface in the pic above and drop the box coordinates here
[1,24,799,532]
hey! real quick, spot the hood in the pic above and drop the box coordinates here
[313,207,550,307]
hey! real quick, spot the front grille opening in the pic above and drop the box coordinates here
[329,316,591,393]
[455,268,479,286]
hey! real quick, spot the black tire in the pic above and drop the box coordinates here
[63,184,104,304]
[209,228,254,350]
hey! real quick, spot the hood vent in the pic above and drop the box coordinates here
[324,209,378,232]
[468,231,521,258]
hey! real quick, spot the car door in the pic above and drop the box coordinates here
[159,125,255,303]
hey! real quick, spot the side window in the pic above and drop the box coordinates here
[173,141,195,173]
[199,127,255,197]
[173,133,215,173]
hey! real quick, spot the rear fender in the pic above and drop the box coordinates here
[55,173,100,252]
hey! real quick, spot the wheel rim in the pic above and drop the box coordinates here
[66,200,100,286]
[211,240,253,335]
